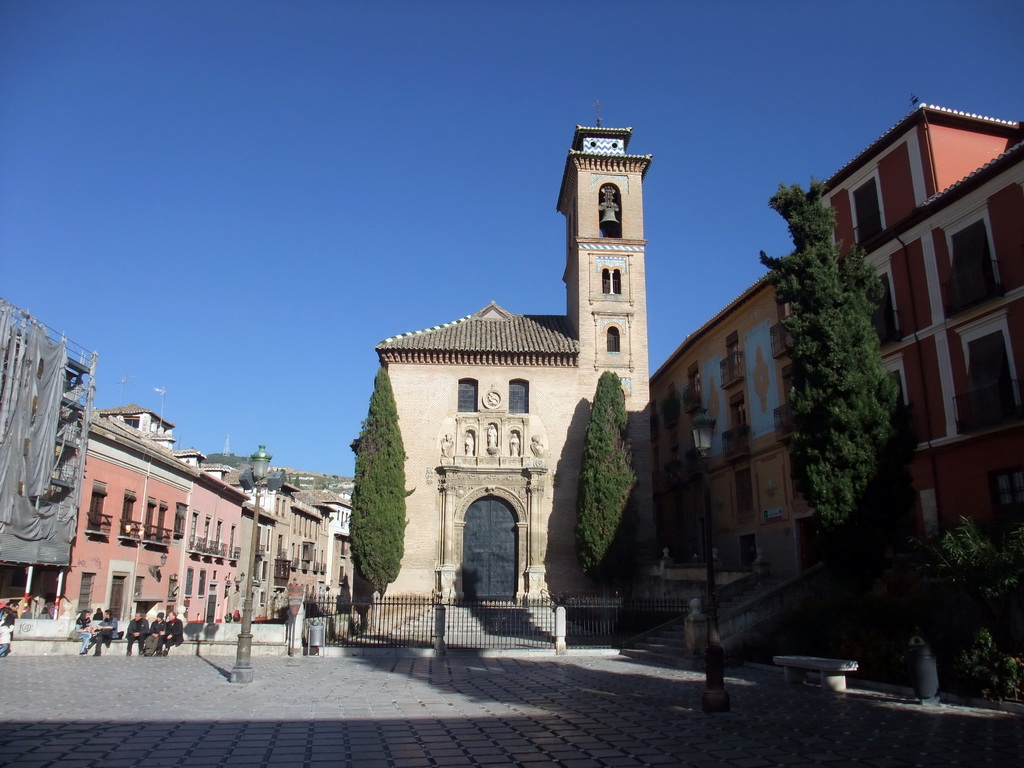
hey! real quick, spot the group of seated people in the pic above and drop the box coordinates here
[75,609,185,656]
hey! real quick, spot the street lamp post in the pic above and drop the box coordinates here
[692,409,730,713]
[230,445,271,684]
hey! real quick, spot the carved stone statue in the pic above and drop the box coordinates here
[441,434,454,457]
[465,430,475,457]
[530,435,546,457]
[487,423,498,450]
[509,430,521,457]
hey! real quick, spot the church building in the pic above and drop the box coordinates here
[374,125,655,599]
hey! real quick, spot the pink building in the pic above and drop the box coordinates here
[67,406,246,623]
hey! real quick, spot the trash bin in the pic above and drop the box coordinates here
[907,635,939,704]
[307,624,325,655]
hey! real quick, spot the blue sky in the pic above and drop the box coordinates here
[3,1,1022,475]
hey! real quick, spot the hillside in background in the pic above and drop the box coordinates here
[206,452,246,469]
[205,453,353,493]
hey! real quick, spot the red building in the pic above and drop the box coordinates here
[68,406,246,622]
[824,104,1024,535]
[650,105,1024,579]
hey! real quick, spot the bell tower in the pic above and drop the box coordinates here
[557,125,652,377]
[557,124,655,555]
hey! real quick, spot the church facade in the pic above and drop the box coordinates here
[376,126,654,598]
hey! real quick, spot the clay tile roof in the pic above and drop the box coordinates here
[95,403,177,429]
[826,103,1021,188]
[377,302,579,355]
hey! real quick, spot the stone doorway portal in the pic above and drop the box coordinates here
[461,496,517,600]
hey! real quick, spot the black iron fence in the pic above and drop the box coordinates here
[557,596,691,648]
[304,595,690,651]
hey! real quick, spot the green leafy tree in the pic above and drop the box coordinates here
[576,371,637,580]
[350,367,408,594]
[760,182,914,583]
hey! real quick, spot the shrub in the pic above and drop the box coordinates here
[954,628,1024,701]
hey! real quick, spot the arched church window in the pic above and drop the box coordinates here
[509,380,529,414]
[607,327,621,353]
[602,268,622,295]
[458,379,478,412]
[598,184,622,238]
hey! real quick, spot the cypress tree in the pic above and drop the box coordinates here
[576,371,637,581]
[760,182,913,581]
[350,367,407,594]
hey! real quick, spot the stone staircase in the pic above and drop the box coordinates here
[620,564,827,668]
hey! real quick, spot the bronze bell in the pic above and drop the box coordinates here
[600,205,619,224]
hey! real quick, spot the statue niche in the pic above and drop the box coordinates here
[509,429,521,457]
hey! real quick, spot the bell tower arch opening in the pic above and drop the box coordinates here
[598,183,622,238]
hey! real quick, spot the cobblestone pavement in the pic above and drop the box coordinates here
[0,653,1021,767]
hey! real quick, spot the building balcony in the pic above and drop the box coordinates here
[722,424,750,461]
[188,536,226,558]
[954,379,1022,433]
[118,520,142,541]
[681,384,702,413]
[683,448,702,478]
[720,352,745,388]
[774,403,795,440]
[274,559,291,582]
[229,546,241,560]
[873,308,902,345]
[85,513,112,536]
[659,396,681,428]
[943,262,1003,317]
[291,558,300,570]
[662,460,684,491]
[142,525,172,546]
[770,323,793,358]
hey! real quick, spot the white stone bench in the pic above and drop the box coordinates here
[773,655,859,692]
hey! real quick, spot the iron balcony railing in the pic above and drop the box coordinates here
[681,384,702,412]
[943,261,1003,317]
[770,322,793,358]
[143,525,172,545]
[774,403,795,440]
[854,210,883,243]
[85,513,112,535]
[188,536,226,557]
[722,423,751,460]
[720,352,745,387]
[954,379,1022,433]
[873,307,901,345]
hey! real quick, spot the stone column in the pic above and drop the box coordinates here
[525,471,548,598]
[437,481,457,600]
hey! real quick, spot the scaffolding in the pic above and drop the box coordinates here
[0,298,97,567]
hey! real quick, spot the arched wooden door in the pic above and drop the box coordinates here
[462,497,517,600]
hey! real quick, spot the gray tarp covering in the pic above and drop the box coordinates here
[0,299,80,565]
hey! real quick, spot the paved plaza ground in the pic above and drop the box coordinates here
[0,652,1021,767]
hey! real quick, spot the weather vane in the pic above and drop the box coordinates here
[593,100,604,127]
